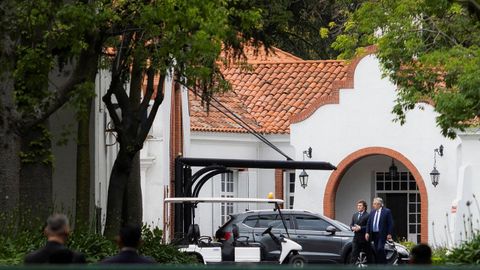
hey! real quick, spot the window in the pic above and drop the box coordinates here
[295,215,330,231]
[221,172,234,193]
[376,172,418,191]
[257,215,276,228]
[375,171,421,243]
[242,214,292,229]
[269,216,292,229]
[285,171,296,209]
[243,216,258,228]
[221,172,235,224]
[408,193,421,243]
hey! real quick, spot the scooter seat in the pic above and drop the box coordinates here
[233,241,262,248]
[198,241,223,247]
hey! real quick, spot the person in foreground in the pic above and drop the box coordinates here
[350,200,370,264]
[409,243,432,264]
[100,225,156,264]
[365,197,394,264]
[24,213,86,264]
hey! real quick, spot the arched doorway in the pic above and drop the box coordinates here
[323,147,428,243]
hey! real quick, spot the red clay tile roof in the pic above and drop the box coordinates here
[190,48,348,134]
[189,90,262,133]
[240,46,303,62]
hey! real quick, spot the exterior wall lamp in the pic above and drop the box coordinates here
[300,147,312,189]
[430,145,443,187]
[389,158,398,178]
[299,170,309,189]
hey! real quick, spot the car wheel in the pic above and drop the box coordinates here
[289,254,307,267]
[346,251,369,267]
[355,252,368,267]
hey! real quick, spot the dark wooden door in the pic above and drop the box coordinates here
[384,193,408,241]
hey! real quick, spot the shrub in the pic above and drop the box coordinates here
[0,225,196,265]
[446,234,480,264]
[398,240,415,251]
[67,229,117,263]
[0,229,44,265]
[432,247,448,265]
[140,225,197,264]
[399,240,448,265]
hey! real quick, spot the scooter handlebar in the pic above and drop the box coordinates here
[262,226,273,236]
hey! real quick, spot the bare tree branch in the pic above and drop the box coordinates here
[425,16,460,46]
[102,77,123,127]
[135,73,165,150]
[138,67,155,117]
[111,32,134,114]
[21,38,101,130]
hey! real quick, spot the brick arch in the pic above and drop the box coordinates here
[323,147,429,243]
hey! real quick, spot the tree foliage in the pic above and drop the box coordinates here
[98,0,288,237]
[2,0,100,123]
[333,0,480,137]
[1,0,288,233]
[0,0,102,221]
[258,0,364,60]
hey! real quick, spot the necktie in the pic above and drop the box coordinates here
[374,209,381,232]
[373,210,380,232]
[358,212,362,220]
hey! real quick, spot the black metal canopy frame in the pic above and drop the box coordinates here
[173,156,337,238]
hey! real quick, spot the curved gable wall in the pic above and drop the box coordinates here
[290,54,461,245]
[290,46,376,124]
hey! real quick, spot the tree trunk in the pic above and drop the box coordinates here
[123,152,142,227]
[0,130,21,228]
[103,150,134,239]
[19,124,52,229]
[0,68,21,229]
[75,99,92,230]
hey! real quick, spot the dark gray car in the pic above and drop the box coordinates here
[215,209,410,264]
[215,209,355,263]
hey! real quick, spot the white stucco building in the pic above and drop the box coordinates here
[91,47,479,247]
[289,51,480,246]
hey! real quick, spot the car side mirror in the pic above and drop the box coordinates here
[326,225,337,234]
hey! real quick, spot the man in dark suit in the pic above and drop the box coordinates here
[100,226,156,264]
[24,214,86,264]
[350,200,369,264]
[365,197,394,264]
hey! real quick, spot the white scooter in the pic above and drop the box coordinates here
[260,225,306,266]
[165,197,306,265]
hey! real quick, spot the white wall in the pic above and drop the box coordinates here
[94,69,175,230]
[50,104,78,215]
[141,72,174,228]
[290,55,463,246]
[448,132,480,247]
[258,135,294,198]
[188,132,292,235]
[190,133,259,236]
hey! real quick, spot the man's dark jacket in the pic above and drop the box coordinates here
[350,211,369,242]
[24,241,86,264]
[100,249,156,264]
[366,207,394,240]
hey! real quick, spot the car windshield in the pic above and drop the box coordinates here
[243,214,292,229]
[335,221,351,231]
